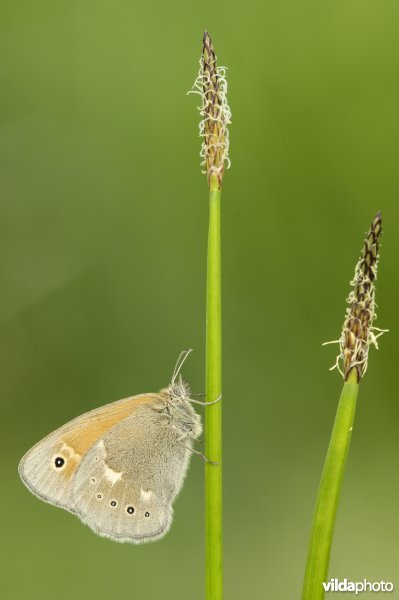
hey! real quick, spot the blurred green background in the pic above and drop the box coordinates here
[1,1,398,598]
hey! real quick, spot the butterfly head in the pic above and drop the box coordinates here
[157,350,202,439]
[164,374,202,439]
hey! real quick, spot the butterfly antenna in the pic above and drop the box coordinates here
[171,348,193,384]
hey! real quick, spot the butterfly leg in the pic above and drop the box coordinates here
[176,431,191,443]
[188,393,222,407]
[179,442,219,466]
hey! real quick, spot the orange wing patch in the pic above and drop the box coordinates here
[56,394,160,480]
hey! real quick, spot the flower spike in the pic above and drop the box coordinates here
[189,31,232,190]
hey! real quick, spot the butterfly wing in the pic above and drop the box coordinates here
[71,402,192,543]
[18,394,160,513]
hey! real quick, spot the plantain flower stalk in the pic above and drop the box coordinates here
[189,31,231,600]
[302,212,387,600]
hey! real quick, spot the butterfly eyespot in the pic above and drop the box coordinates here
[110,500,117,507]
[54,457,65,468]
[126,506,135,515]
[96,493,103,500]
[144,511,150,518]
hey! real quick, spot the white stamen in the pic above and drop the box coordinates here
[188,59,232,176]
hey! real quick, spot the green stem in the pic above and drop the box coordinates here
[205,185,222,600]
[302,370,359,600]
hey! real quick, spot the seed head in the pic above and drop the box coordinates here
[188,31,232,190]
[325,212,387,382]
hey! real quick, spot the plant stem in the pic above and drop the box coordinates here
[302,369,359,600]
[190,30,229,599]
[302,212,385,598]
[205,179,222,599]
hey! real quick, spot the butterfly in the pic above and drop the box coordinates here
[18,349,212,544]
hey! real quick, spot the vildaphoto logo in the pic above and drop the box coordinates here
[323,579,394,594]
